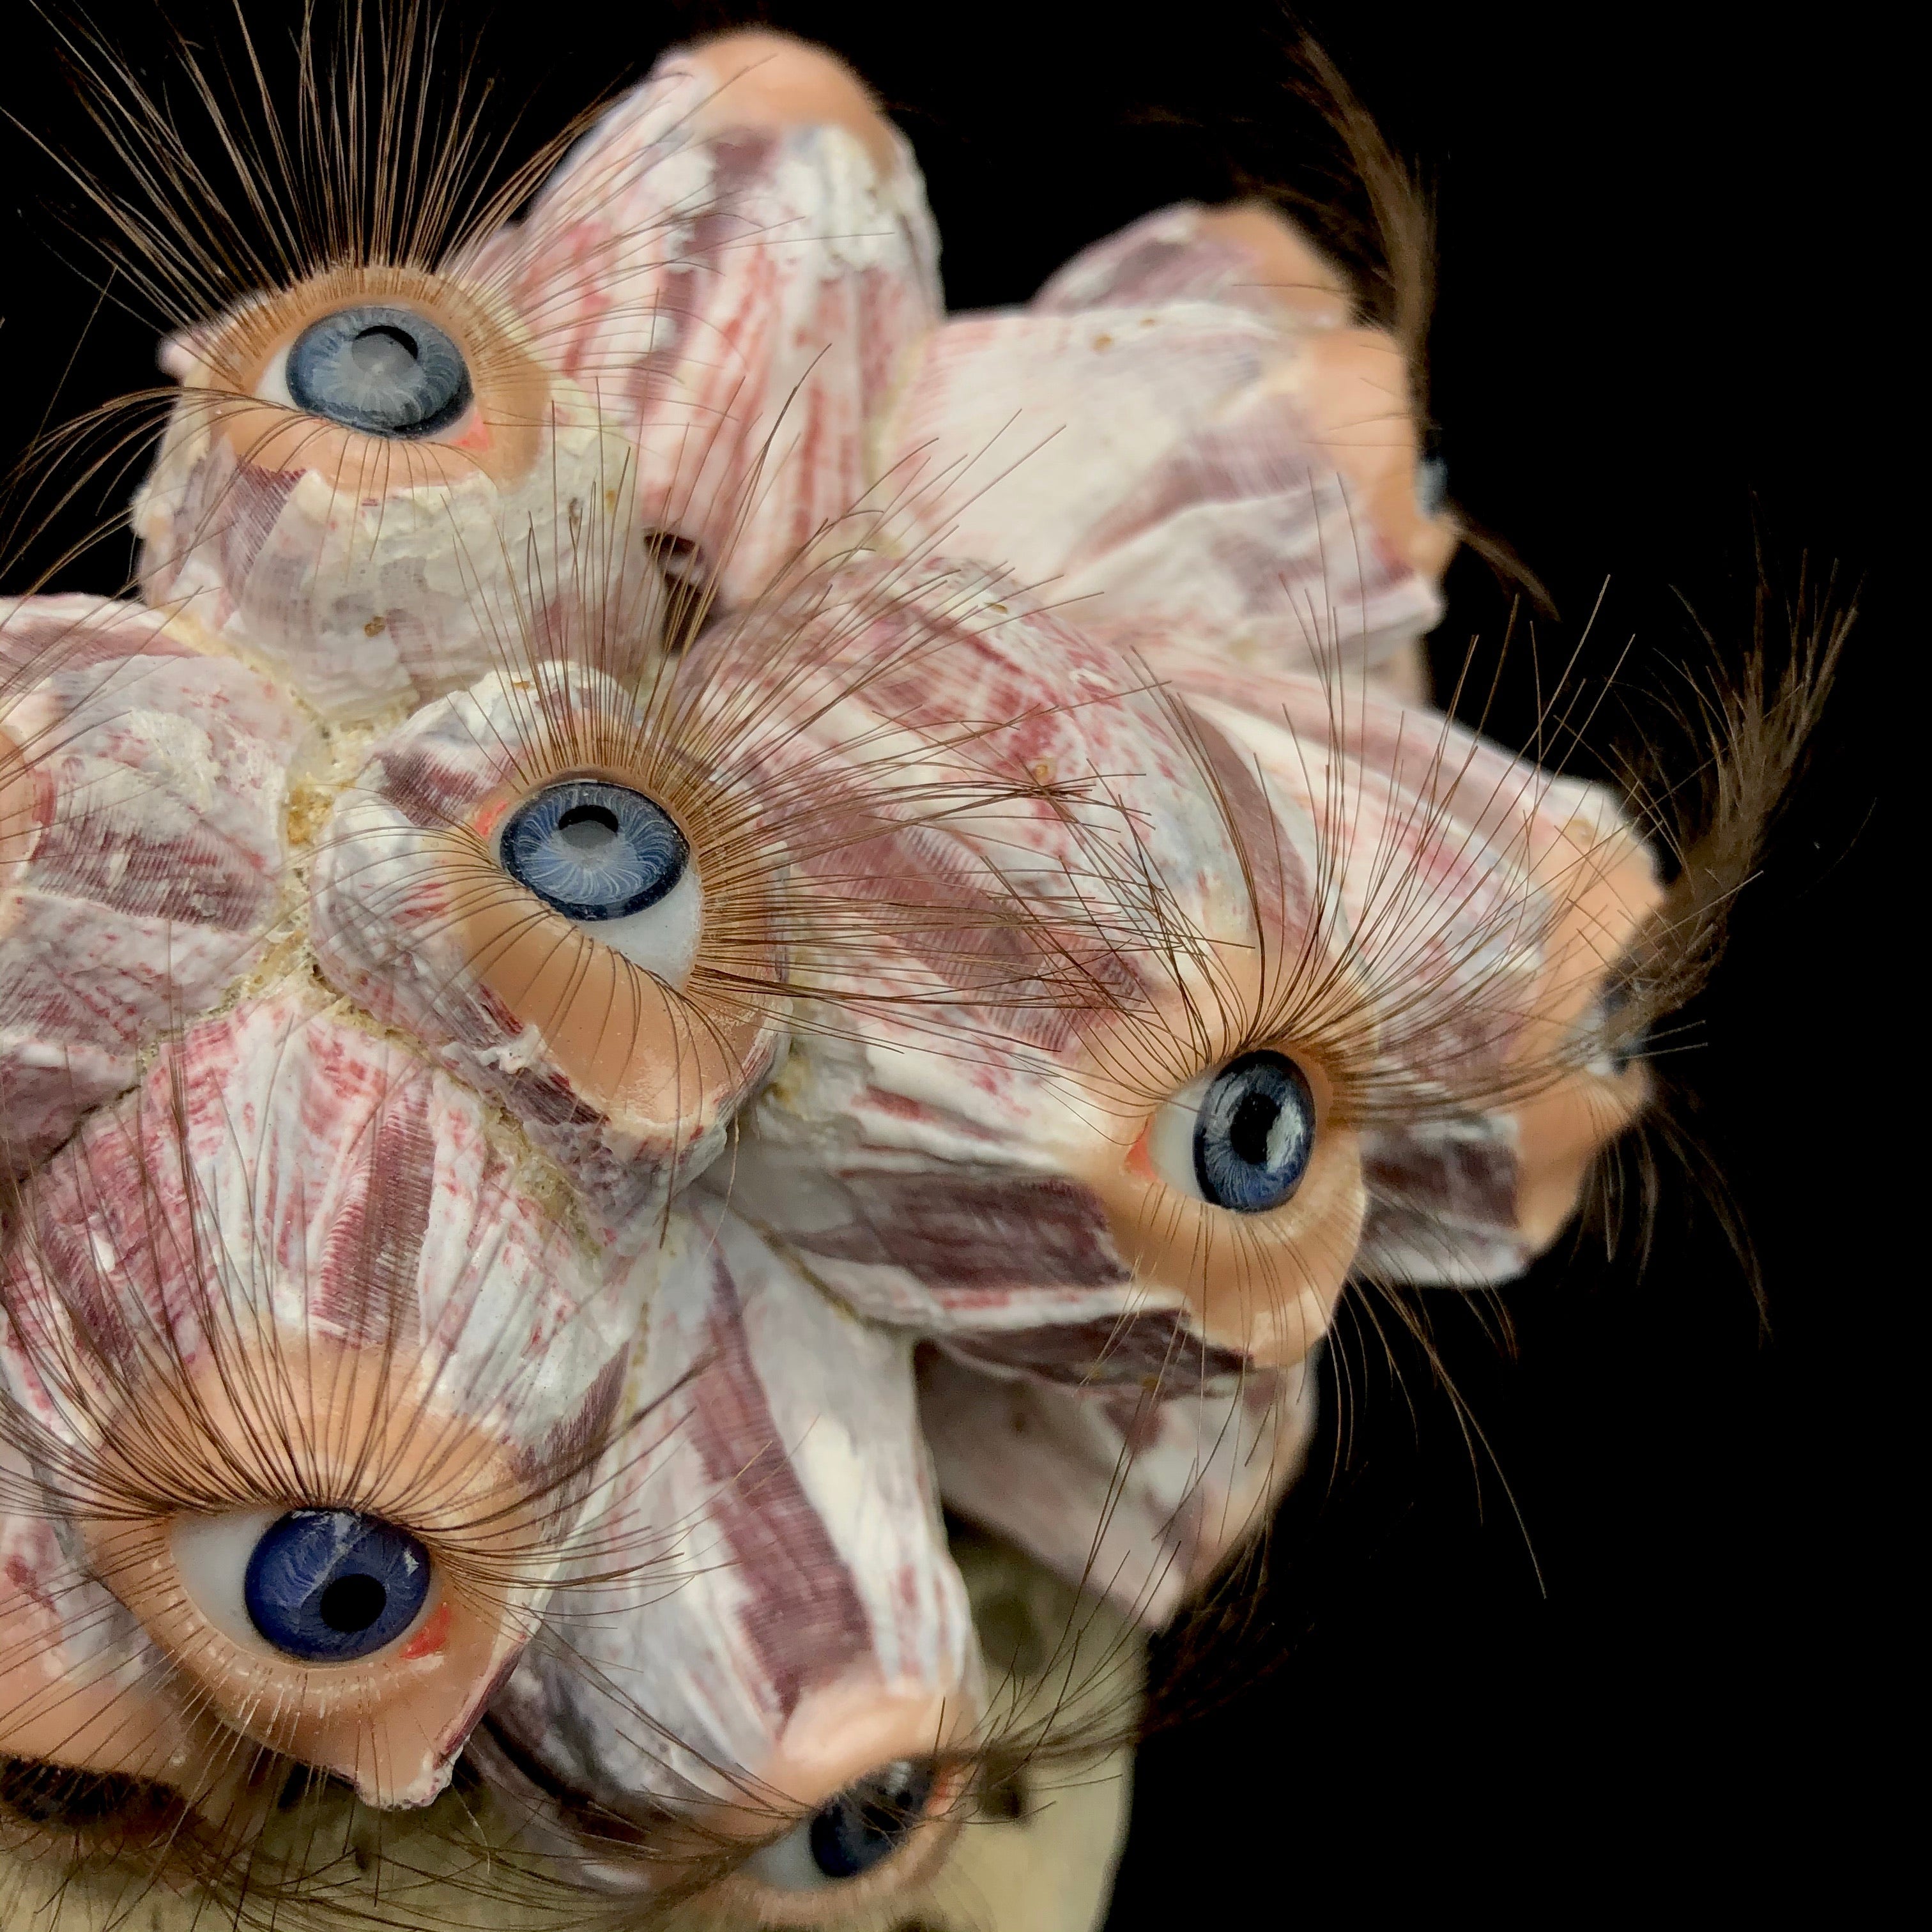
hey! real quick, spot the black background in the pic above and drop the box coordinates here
[1,3,1901,1918]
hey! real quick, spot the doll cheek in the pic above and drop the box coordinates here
[1521,820,1669,1066]
[1509,1066,1651,1253]
[1292,330,1458,582]
[0,1532,217,1797]
[93,1517,525,1809]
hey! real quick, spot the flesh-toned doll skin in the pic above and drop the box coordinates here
[0,1488,247,1827]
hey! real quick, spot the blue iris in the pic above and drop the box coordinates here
[806,1759,934,1880]
[1193,1050,1315,1213]
[243,1510,431,1664]
[498,779,689,923]
[285,304,472,437]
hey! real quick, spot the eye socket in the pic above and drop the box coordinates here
[282,303,473,438]
[171,1508,433,1666]
[743,1758,937,1891]
[1152,1049,1316,1213]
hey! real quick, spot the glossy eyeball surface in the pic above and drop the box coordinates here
[241,1510,432,1664]
[1414,451,1449,520]
[1181,1050,1316,1213]
[745,1759,937,1890]
[282,304,473,436]
[498,779,689,922]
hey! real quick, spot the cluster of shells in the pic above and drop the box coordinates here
[0,29,1663,1927]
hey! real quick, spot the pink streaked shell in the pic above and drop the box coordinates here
[1,983,645,1468]
[473,39,941,606]
[919,1351,1317,1629]
[0,595,298,1178]
[884,236,1441,676]
[133,349,646,722]
[488,1198,976,1842]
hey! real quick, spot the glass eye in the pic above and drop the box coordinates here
[498,779,689,924]
[1414,451,1449,520]
[1172,1049,1315,1213]
[284,303,473,437]
[743,1759,937,1890]
[241,1510,431,1664]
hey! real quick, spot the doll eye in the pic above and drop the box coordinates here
[500,779,687,920]
[1414,451,1449,519]
[172,1508,433,1665]
[1152,1050,1317,1213]
[278,303,473,437]
[743,1759,937,1890]
[496,779,703,983]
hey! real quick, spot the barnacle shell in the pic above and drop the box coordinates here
[919,1352,1318,1627]
[0,595,298,1177]
[472,32,942,606]
[486,1199,977,1871]
[1,985,652,1807]
[886,201,1449,680]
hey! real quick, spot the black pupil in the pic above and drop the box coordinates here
[1227,1087,1280,1167]
[349,323,419,375]
[556,803,620,852]
[807,1760,933,1879]
[318,1574,387,1634]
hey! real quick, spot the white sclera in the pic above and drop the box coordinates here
[1147,1067,1215,1203]
[740,1816,842,1892]
[254,342,296,410]
[495,813,705,988]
